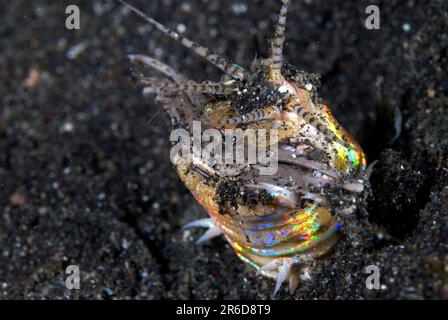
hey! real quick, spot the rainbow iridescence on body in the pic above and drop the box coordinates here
[121,0,369,292]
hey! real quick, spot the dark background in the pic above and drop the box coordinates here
[0,0,447,299]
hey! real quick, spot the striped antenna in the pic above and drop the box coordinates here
[289,100,352,148]
[220,107,280,125]
[117,0,248,80]
[136,74,233,95]
[268,0,290,83]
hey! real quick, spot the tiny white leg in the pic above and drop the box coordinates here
[257,260,281,274]
[288,273,300,294]
[260,256,315,295]
[300,267,312,281]
[274,259,292,295]
[182,218,223,245]
[366,160,379,179]
[196,225,223,245]
[182,218,215,230]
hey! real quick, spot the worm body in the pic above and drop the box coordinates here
[119,0,367,294]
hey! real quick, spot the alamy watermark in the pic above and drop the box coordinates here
[365,5,380,30]
[170,121,279,176]
[365,265,380,290]
[65,265,80,290]
[65,5,80,30]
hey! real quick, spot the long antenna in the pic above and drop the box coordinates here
[136,75,234,95]
[116,0,248,80]
[268,0,290,83]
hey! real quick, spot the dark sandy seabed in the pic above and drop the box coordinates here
[0,0,447,300]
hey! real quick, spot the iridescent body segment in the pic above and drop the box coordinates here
[178,86,366,278]
[118,0,367,294]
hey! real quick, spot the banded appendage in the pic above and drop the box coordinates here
[269,0,290,82]
[119,0,295,94]
[117,0,248,80]
[205,88,367,176]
